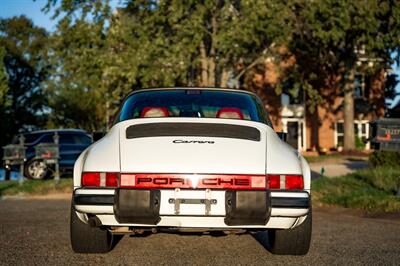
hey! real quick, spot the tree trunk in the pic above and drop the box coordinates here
[199,42,208,86]
[343,66,356,151]
[220,68,230,88]
[208,15,217,87]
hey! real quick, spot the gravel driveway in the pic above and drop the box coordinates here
[0,198,399,265]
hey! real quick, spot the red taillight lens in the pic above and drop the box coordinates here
[82,172,119,187]
[82,172,100,187]
[267,174,280,189]
[106,172,119,187]
[285,175,303,190]
[267,174,303,190]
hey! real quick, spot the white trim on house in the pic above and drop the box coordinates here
[335,120,370,150]
[281,117,307,152]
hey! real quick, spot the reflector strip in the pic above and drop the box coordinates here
[100,172,106,187]
[119,174,267,190]
[280,175,285,189]
[121,174,136,187]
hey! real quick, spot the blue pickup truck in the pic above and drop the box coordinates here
[5,129,92,180]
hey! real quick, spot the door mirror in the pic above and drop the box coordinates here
[277,132,287,142]
[92,131,106,142]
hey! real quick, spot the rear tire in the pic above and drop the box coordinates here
[258,209,312,255]
[70,203,113,253]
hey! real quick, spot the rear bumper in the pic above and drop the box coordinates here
[73,188,310,229]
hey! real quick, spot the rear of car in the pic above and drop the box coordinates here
[71,88,311,255]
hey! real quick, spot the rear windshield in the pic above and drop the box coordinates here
[117,89,271,126]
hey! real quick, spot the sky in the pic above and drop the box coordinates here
[0,0,399,108]
[0,0,58,31]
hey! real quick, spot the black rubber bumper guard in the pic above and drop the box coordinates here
[73,190,310,226]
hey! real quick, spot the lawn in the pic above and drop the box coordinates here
[312,166,400,213]
[0,178,73,197]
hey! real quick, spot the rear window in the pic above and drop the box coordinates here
[117,89,271,126]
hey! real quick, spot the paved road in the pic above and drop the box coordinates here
[0,199,399,265]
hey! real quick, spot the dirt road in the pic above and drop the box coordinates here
[0,199,399,265]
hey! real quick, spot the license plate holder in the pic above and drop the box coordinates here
[169,188,217,215]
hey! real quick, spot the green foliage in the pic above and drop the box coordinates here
[0,46,8,106]
[313,166,400,213]
[369,151,400,168]
[43,0,292,130]
[355,136,365,150]
[0,16,49,149]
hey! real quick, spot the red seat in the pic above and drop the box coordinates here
[140,107,169,118]
[216,108,244,120]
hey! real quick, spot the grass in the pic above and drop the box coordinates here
[0,178,73,197]
[312,166,400,213]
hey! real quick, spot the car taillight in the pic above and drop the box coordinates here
[105,173,119,187]
[267,174,303,190]
[81,172,119,187]
[119,174,267,190]
[82,172,100,187]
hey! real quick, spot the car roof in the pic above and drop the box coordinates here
[22,129,89,135]
[125,87,259,98]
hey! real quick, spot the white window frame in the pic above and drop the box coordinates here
[281,118,307,152]
[335,120,370,150]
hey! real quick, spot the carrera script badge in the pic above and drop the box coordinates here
[173,140,215,144]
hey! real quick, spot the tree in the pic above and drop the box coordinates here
[44,0,290,129]
[0,16,49,148]
[284,0,400,151]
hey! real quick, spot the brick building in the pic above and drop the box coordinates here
[246,56,386,152]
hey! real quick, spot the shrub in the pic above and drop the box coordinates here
[360,167,400,194]
[368,150,400,168]
[355,136,365,150]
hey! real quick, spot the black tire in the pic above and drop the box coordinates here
[256,209,312,255]
[70,203,114,253]
[24,159,49,180]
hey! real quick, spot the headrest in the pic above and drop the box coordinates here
[216,108,244,120]
[140,107,169,118]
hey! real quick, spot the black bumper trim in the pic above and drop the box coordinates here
[73,194,114,206]
[73,194,310,209]
[271,197,310,208]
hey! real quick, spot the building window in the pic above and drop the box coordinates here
[335,121,369,149]
[336,122,344,147]
[354,74,370,99]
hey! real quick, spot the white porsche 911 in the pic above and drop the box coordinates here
[71,88,311,255]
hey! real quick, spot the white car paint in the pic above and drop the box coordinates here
[73,90,311,230]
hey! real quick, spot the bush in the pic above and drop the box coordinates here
[368,151,400,168]
[355,136,365,150]
[360,167,400,194]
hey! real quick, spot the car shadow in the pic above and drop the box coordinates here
[251,231,272,251]
[343,161,368,171]
[311,170,322,180]
[111,234,124,249]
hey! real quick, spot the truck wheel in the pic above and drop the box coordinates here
[70,203,113,253]
[24,159,49,180]
[267,209,312,255]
